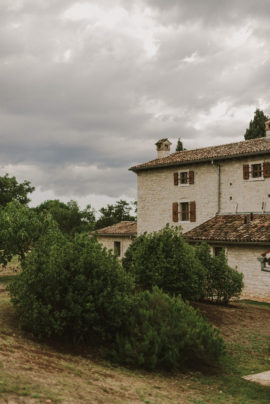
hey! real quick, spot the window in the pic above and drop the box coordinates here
[251,163,262,178]
[213,247,223,257]
[114,241,121,257]
[180,172,188,184]
[243,162,270,180]
[259,251,270,272]
[173,170,194,185]
[180,202,189,221]
[172,201,196,222]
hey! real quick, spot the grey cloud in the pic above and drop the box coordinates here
[0,0,270,203]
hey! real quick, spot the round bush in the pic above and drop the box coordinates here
[9,230,134,342]
[108,287,225,370]
[195,242,244,304]
[122,226,206,300]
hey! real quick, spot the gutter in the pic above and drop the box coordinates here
[97,233,137,238]
[184,238,270,246]
[129,149,270,172]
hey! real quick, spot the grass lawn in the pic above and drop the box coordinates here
[0,269,270,403]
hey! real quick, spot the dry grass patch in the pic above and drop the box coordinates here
[1,271,270,403]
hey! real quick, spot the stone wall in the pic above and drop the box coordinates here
[136,154,270,235]
[225,245,270,302]
[137,163,219,234]
[97,236,134,259]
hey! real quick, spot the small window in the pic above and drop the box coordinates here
[214,247,223,257]
[180,202,189,221]
[114,241,121,257]
[180,172,188,184]
[251,163,262,178]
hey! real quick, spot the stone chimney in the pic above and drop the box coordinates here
[155,138,172,159]
[265,120,270,138]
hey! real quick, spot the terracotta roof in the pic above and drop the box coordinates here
[184,214,270,244]
[130,137,270,172]
[96,221,137,236]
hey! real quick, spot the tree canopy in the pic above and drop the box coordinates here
[176,138,184,151]
[96,200,136,229]
[0,174,34,207]
[244,109,269,140]
[35,199,96,235]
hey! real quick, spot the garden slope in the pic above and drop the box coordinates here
[1,269,270,403]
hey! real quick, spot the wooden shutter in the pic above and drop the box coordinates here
[263,162,270,178]
[189,201,196,222]
[243,164,249,180]
[172,202,179,222]
[173,172,179,185]
[189,170,194,184]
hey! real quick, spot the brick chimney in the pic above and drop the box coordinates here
[155,138,172,159]
[265,120,270,138]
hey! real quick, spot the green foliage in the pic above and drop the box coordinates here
[0,174,34,207]
[176,138,184,151]
[9,232,134,342]
[35,199,96,236]
[244,109,269,140]
[195,242,244,304]
[109,287,225,370]
[96,200,136,229]
[122,226,206,301]
[0,201,57,266]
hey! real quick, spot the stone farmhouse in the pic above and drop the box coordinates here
[98,120,270,302]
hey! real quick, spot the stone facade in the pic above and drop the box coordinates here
[214,244,270,302]
[133,138,270,302]
[97,235,134,259]
[137,154,270,235]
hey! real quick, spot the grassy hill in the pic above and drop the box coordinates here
[1,267,270,403]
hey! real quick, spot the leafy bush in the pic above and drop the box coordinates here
[108,287,225,370]
[122,226,206,301]
[9,230,134,342]
[195,242,244,304]
[0,200,58,266]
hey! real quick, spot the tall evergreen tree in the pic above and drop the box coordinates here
[244,109,269,140]
[176,138,184,151]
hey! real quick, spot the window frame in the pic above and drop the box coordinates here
[246,161,264,181]
[114,241,121,257]
[178,170,190,186]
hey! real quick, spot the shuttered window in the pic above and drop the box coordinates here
[173,171,195,185]
[172,201,196,222]
[243,164,249,179]
[189,201,196,222]
[180,202,189,221]
[172,202,178,222]
[263,162,270,178]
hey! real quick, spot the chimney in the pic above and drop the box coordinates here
[265,120,270,138]
[155,138,172,159]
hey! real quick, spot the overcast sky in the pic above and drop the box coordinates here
[1,0,270,210]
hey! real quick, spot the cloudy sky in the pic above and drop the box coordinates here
[1,0,270,211]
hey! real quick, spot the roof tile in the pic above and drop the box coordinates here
[184,214,270,243]
[130,137,270,171]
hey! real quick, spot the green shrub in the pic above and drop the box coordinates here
[195,242,244,304]
[122,226,206,300]
[108,287,225,370]
[9,230,134,342]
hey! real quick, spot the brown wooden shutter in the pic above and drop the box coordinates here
[243,164,249,180]
[172,202,179,222]
[189,201,196,222]
[173,172,179,185]
[263,162,270,178]
[189,170,194,184]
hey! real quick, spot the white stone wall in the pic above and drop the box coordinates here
[137,163,219,234]
[97,236,134,258]
[220,155,270,213]
[225,245,270,302]
[137,153,270,235]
